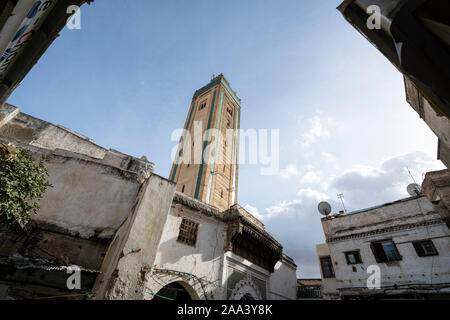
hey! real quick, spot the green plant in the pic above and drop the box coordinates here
[0,144,52,228]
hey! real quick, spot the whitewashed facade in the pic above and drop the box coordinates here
[317,195,450,299]
[146,192,297,301]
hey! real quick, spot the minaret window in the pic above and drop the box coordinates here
[199,102,207,110]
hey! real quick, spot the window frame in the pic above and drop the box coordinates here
[198,101,207,111]
[370,239,402,263]
[177,217,199,247]
[412,239,439,257]
[319,256,335,279]
[344,250,363,265]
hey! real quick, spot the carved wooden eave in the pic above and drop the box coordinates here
[225,215,283,273]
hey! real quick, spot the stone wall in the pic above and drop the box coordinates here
[0,103,154,175]
[0,137,142,240]
[422,169,450,227]
[404,76,450,168]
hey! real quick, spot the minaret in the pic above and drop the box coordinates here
[169,74,241,211]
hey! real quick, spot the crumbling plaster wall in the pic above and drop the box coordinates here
[38,154,141,239]
[93,174,177,300]
[0,136,142,240]
[0,103,154,173]
[322,197,437,239]
[423,169,450,224]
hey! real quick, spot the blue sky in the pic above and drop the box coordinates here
[7,0,445,277]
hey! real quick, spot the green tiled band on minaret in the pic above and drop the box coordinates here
[170,74,241,211]
[194,90,217,199]
[171,100,195,181]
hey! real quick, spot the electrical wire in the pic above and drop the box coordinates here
[151,267,251,299]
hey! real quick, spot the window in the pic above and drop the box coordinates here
[345,250,362,264]
[226,107,233,117]
[181,185,185,193]
[220,189,223,198]
[198,102,207,111]
[320,256,335,278]
[370,240,401,263]
[413,240,438,257]
[177,218,198,247]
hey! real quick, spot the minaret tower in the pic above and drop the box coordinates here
[169,74,241,211]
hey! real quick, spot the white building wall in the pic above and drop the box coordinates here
[316,243,339,299]
[329,222,450,291]
[150,203,228,300]
[323,197,450,296]
[149,200,298,300]
[268,260,297,300]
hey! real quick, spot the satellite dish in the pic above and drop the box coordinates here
[407,183,422,197]
[318,201,332,216]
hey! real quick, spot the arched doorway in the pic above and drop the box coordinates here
[240,293,256,300]
[153,282,195,301]
[230,279,263,300]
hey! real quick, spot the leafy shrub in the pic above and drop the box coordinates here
[0,144,52,228]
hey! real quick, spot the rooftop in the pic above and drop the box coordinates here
[193,74,241,105]
[323,195,426,220]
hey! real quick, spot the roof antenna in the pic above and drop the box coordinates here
[406,167,422,197]
[337,193,347,213]
[406,167,418,185]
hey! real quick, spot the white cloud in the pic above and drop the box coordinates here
[263,188,330,219]
[258,151,445,278]
[332,151,444,210]
[299,166,334,190]
[321,151,337,164]
[298,116,335,147]
[326,117,338,127]
[277,164,300,179]
[300,170,323,185]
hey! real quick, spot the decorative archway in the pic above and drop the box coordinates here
[229,279,262,300]
[152,281,199,301]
